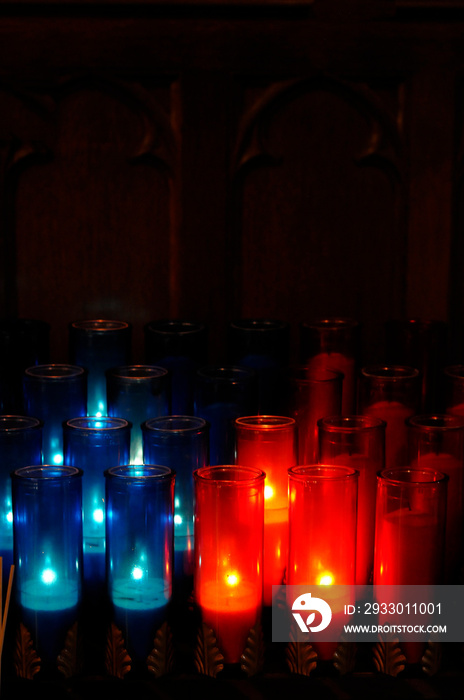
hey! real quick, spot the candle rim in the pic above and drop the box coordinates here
[229,318,288,333]
[0,415,43,432]
[194,464,266,485]
[378,467,449,486]
[69,319,131,333]
[361,365,419,380]
[444,364,464,381]
[144,319,206,335]
[407,413,464,431]
[24,363,86,380]
[105,464,175,481]
[197,365,256,383]
[142,415,208,434]
[12,465,82,481]
[300,317,359,331]
[317,414,386,432]
[65,416,131,432]
[288,464,359,483]
[106,364,169,381]
[235,415,296,431]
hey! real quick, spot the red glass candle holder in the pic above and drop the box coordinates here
[235,416,296,605]
[318,415,385,588]
[299,318,360,414]
[193,465,264,665]
[358,365,420,468]
[407,414,464,582]
[287,465,358,660]
[286,367,342,465]
[374,467,448,663]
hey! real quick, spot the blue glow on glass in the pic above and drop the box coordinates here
[131,566,144,580]
[6,511,13,524]
[174,497,180,508]
[53,453,63,465]
[174,514,182,525]
[93,508,104,524]
[41,568,57,585]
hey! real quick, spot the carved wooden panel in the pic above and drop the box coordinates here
[6,76,178,360]
[231,76,406,362]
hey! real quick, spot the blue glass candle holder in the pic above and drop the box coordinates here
[63,416,131,596]
[0,318,50,414]
[0,416,42,593]
[106,365,170,465]
[228,319,290,414]
[23,364,87,465]
[12,465,83,675]
[105,465,175,673]
[144,320,207,415]
[141,416,209,591]
[194,365,257,465]
[69,320,132,417]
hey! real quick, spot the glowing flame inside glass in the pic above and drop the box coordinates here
[41,568,58,585]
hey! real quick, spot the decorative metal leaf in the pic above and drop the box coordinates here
[147,621,174,678]
[422,641,442,676]
[14,622,41,679]
[194,622,224,677]
[57,621,81,679]
[285,628,317,676]
[105,623,132,679]
[333,641,357,675]
[274,584,288,611]
[240,620,265,677]
[372,639,406,676]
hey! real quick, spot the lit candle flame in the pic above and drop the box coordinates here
[264,484,274,500]
[225,572,239,587]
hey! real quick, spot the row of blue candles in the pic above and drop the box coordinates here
[0,414,209,678]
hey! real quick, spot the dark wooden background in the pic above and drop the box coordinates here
[0,0,462,366]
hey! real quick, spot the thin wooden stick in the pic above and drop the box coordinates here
[0,562,14,694]
[0,557,3,631]
[0,565,14,644]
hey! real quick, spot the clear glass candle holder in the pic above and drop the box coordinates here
[23,364,87,466]
[141,415,209,593]
[385,319,447,413]
[235,415,296,605]
[69,320,131,417]
[106,365,170,464]
[318,415,385,588]
[287,465,358,660]
[194,366,257,465]
[358,365,420,469]
[144,319,207,415]
[194,465,264,665]
[444,365,464,417]
[286,367,342,465]
[227,319,290,415]
[105,465,175,673]
[407,414,464,582]
[299,318,360,414]
[12,465,83,674]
